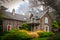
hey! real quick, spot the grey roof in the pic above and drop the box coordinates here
[32,10,47,18]
[26,10,48,22]
[3,10,51,22]
[3,12,28,21]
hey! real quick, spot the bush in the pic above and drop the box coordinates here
[1,29,30,40]
[48,33,60,40]
[28,32,39,38]
[20,30,39,38]
[31,38,47,40]
[39,32,53,38]
[52,20,59,29]
[0,26,3,32]
[36,30,44,34]
[21,23,29,30]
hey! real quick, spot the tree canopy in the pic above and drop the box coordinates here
[38,0,60,24]
[0,6,7,19]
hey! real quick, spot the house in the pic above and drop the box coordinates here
[0,6,28,31]
[0,6,52,32]
[2,12,27,31]
[27,10,52,32]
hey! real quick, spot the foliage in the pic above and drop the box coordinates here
[1,29,54,40]
[0,6,7,19]
[1,29,30,40]
[28,32,39,38]
[21,23,29,30]
[19,29,29,35]
[38,0,60,24]
[19,30,39,38]
[48,33,60,40]
[38,32,53,38]
[52,20,59,29]
[36,30,44,34]
[0,26,3,32]
[31,38,47,40]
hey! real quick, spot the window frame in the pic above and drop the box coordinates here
[45,17,48,24]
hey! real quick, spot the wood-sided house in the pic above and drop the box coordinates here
[0,8,27,31]
[0,6,52,32]
[27,10,53,32]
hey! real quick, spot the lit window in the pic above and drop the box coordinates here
[45,17,48,23]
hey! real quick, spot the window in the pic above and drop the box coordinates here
[45,17,48,23]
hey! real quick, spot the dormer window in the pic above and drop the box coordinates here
[45,17,48,24]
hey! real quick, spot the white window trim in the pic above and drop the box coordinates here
[45,17,48,24]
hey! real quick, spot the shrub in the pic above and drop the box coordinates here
[28,32,39,38]
[52,20,59,29]
[0,26,3,32]
[48,33,60,40]
[31,38,47,40]
[21,23,29,30]
[19,29,29,33]
[39,32,53,38]
[36,30,44,34]
[1,29,30,40]
[20,30,39,38]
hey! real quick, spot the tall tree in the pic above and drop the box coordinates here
[0,6,7,19]
[38,0,60,24]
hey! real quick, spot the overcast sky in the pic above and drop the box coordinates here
[0,0,43,15]
[0,0,29,15]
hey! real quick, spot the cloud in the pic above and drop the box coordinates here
[16,0,29,15]
[4,0,29,15]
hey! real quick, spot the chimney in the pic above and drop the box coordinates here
[12,9,15,15]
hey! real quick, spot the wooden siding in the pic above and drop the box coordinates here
[40,13,52,31]
[3,19,23,31]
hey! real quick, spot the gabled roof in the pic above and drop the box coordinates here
[32,10,48,18]
[3,12,28,21]
[0,6,7,10]
[26,10,49,21]
[3,10,52,22]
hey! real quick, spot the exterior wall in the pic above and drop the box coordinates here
[40,13,52,32]
[2,13,52,32]
[31,13,52,31]
[3,19,23,31]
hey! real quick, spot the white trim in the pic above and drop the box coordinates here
[45,17,48,23]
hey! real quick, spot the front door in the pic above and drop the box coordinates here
[7,25,12,31]
[44,25,49,32]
